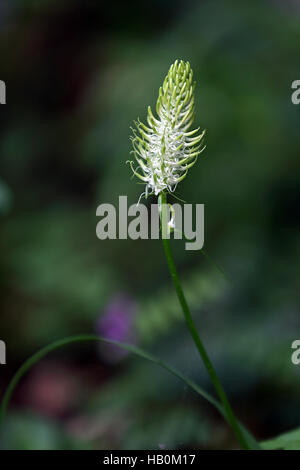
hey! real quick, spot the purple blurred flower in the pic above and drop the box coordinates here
[96,294,137,362]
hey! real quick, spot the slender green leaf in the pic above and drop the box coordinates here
[0,334,260,449]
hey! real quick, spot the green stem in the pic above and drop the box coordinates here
[158,191,251,450]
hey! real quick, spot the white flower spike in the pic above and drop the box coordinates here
[129,60,206,198]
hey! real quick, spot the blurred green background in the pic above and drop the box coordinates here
[1,0,300,450]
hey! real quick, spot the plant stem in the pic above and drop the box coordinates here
[158,191,251,450]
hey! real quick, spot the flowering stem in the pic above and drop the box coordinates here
[158,191,251,450]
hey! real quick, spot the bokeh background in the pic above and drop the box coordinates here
[1,0,300,450]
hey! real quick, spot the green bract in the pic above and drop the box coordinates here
[129,60,206,197]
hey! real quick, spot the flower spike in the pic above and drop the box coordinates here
[129,60,206,197]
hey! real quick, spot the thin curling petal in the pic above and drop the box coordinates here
[129,60,205,196]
